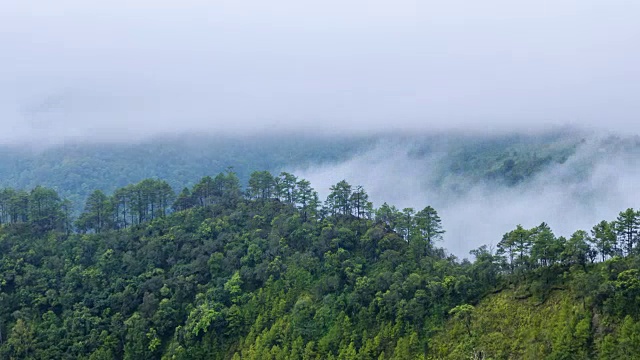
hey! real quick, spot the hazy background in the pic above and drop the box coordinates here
[2,0,639,144]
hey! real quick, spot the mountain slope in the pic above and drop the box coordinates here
[2,169,640,359]
[430,259,640,359]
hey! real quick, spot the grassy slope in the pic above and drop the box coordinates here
[429,261,640,360]
[430,289,591,359]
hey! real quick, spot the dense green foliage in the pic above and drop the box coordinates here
[2,167,640,359]
[0,170,476,360]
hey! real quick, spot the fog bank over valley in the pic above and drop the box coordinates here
[293,134,640,257]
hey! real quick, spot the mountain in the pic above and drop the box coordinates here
[2,168,640,359]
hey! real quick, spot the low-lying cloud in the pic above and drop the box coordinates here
[293,136,640,258]
[1,0,640,144]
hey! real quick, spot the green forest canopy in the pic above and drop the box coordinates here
[1,169,640,359]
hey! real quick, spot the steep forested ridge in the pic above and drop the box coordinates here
[2,169,640,359]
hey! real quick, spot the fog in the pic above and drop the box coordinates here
[3,1,639,256]
[2,0,640,144]
[293,136,640,258]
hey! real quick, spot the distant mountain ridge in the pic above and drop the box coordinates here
[1,130,636,212]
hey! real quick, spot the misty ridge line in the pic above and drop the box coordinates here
[0,127,638,260]
[0,119,584,148]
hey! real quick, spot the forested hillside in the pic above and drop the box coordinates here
[2,169,640,359]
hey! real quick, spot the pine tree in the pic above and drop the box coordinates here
[615,208,640,256]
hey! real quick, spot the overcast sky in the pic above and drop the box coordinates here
[1,0,639,143]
